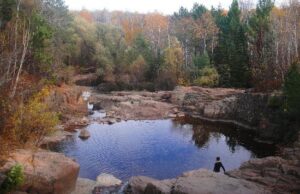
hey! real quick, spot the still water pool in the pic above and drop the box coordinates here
[55,118,275,181]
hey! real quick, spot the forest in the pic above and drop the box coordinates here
[0,0,300,155]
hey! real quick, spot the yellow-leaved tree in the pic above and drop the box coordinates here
[11,87,59,147]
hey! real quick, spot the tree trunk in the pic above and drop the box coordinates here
[12,0,21,78]
[11,22,30,98]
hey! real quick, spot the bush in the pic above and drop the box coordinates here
[284,61,300,120]
[216,64,231,87]
[267,93,283,108]
[193,67,219,87]
[155,70,177,91]
[193,51,210,69]
[0,164,25,193]
[10,87,59,146]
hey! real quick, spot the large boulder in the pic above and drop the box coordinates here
[89,173,123,194]
[0,150,79,194]
[127,169,270,194]
[96,173,122,187]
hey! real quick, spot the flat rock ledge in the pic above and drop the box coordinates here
[72,174,122,194]
[0,149,79,194]
[126,169,270,194]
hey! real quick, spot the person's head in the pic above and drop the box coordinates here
[216,157,220,161]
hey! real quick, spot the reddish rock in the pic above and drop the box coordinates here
[0,150,79,194]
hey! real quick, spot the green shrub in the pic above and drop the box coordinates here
[193,67,219,87]
[193,51,210,69]
[284,61,300,119]
[0,164,25,193]
[267,93,283,108]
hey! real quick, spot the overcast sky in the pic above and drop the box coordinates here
[64,0,286,15]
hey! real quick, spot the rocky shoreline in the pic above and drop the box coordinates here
[125,132,300,194]
[1,85,299,194]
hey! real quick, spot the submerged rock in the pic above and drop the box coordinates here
[127,169,270,194]
[79,129,91,139]
[0,149,79,194]
[96,173,122,187]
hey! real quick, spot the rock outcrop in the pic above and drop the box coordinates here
[228,157,300,193]
[173,87,286,141]
[0,150,79,194]
[127,169,270,194]
[90,91,175,121]
[40,127,73,149]
[228,132,300,194]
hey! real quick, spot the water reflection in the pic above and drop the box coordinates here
[174,117,275,158]
[54,118,275,181]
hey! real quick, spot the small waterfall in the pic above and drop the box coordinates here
[87,102,94,110]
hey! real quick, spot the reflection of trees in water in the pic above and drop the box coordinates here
[225,136,238,153]
[211,132,222,144]
[172,118,275,157]
[192,125,211,148]
[170,120,194,139]
[191,126,239,152]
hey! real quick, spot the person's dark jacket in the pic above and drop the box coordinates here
[213,161,225,172]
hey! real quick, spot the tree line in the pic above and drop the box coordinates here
[0,0,299,93]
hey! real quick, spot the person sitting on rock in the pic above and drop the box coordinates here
[213,157,226,173]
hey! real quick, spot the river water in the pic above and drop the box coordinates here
[55,113,275,181]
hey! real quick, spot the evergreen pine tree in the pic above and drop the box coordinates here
[213,0,250,87]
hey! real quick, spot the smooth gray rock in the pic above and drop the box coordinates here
[128,169,271,194]
[79,129,91,139]
[96,173,122,187]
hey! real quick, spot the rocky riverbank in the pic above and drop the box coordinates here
[1,85,299,194]
[89,86,285,141]
[125,132,300,194]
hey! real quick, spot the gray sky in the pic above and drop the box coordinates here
[64,0,286,15]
